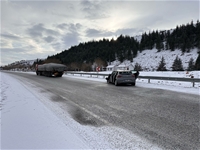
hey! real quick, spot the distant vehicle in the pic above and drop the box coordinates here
[106,70,136,86]
[36,63,67,77]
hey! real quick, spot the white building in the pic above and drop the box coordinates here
[106,65,118,71]
[117,63,134,70]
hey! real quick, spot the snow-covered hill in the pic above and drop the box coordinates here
[111,48,199,71]
[5,59,45,70]
[10,60,35,66]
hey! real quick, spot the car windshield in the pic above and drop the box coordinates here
[119,72,132,75]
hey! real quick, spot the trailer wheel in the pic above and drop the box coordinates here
[56,72,63,77]
[57,73,62,77]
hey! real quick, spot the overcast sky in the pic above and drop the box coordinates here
[1,0,199,66]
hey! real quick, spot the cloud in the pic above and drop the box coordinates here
[51,42,62,51]
[85,27,147,38]
[62,32,80,49]
[1,39,11,48]
[56,23,83,49]
[115,28,148,36]
[27,24,44,37]
[1,47,49,65]
[86,28,114,38]
[57,23,68,30]
[1,48,27,54]
[1,33,21,40]
[44,36,55,43]
[1,33,23,51]
[27,23,60,38]
[1,47,33,64]
[125,1,199,31]
[1,48,25,65]
[68,23,82,32]
[80,0,108,19]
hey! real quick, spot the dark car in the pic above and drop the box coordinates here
[106,70,136,86]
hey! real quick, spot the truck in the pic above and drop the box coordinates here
[36,63,67,77]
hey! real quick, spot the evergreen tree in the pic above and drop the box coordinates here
[167,36,175,51]
[196,20,200,49]
[156,32,162,52]
[172,56,184,71]
[44,58,61,64]
[156,37,161,51]
[187,57,195,71]
[165,41,169,50]
[157,56,167,71]
[126,49,132,61]
[195,53,200,70]
[134,63,142,71]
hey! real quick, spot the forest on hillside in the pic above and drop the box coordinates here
[46,20,200,71]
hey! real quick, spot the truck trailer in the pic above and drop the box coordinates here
[36,63,67,77]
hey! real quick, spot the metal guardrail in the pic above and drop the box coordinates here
[139,76,200,87]
[65,71,200,87]
[66,71,109,77]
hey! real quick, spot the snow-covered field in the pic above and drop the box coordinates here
[0,71,199,149]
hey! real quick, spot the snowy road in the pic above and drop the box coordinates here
[1,71,200,149]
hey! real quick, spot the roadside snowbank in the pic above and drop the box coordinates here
[0,72,90,149]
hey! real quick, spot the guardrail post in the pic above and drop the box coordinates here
[192,81,195,87]
[148,79,150,83]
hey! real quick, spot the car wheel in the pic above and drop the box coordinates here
[114,80,118,86]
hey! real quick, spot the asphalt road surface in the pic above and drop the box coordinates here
[4,71,200,150]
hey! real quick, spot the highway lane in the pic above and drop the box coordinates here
[4,71,200,149]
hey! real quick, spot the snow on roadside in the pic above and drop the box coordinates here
[0,72,90,149]
[140,71,199,78]
[137,71,200,95]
